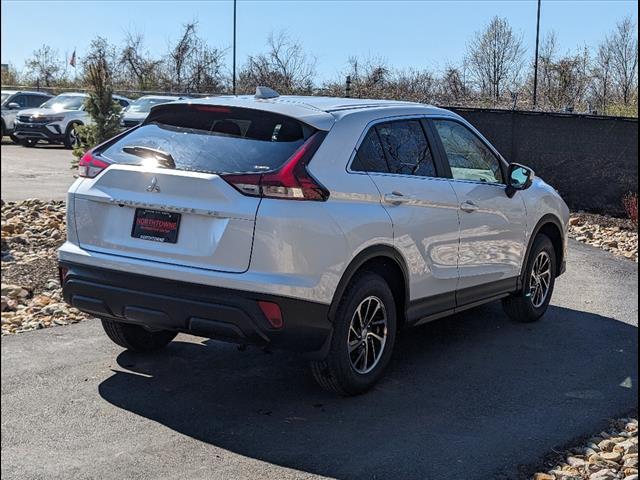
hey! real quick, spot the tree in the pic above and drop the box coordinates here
[534,33,591,111]
[24,45,63,86]
[73,37,122,161]
[119,32,163,90]
[609,17,638,106]
[440,65,468,103]
[466,16,526,102]
[238,31,315,94]
[590,38,614,114]
[162,21,226,93]
[1,63,20,85]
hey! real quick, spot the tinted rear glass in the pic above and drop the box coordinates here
[100,105,314,174]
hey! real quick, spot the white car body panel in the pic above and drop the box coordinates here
[448,180,528,289]
[365,174,460,302]
[73,165,260,273]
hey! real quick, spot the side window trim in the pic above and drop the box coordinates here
[427,115,507,186]
[372,126,392,173]
[347,114,447,180]
[420,118,452,180]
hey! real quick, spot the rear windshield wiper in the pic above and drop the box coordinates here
[122,145,176,169]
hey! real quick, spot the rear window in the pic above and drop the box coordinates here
[100,105,315,174]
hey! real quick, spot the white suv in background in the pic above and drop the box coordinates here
[1,90,52,141]
[13,92,131,148]
[58,90,569,395]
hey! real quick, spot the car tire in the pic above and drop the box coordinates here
[63,123,81,149]
[10,134,19,144]
[502,233,556,323]
[101,318,177,352]
[20,138,38,147]
[310,272,397,396]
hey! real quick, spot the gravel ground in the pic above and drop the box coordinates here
[1,199,88,335]
[533,417,638,480]
[569,213,638,262]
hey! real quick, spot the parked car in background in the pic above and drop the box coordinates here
[13,92,132,148]
[1,90,52,142]
[121,95,186,129]
[58,89,569,395]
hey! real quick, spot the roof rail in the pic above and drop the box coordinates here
[255,86,280,99]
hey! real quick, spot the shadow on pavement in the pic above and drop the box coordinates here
[1,138,67,149]
[99,303,638,480]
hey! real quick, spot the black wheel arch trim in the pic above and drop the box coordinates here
[66,120,84,133]
[328,244,410,321]
[519,213,565,290]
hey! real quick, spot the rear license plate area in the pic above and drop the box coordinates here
[131,208,181,244]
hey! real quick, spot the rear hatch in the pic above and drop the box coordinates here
[73,103,317,273]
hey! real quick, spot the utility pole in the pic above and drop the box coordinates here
[532,0,541,107]
[232,0,237,95]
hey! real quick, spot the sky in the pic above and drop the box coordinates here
[1,0,638,83]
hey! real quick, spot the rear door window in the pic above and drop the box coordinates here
[351,129,388,173]
[100,105,314,174]
[351,119,437,177]
[376,120,436,177]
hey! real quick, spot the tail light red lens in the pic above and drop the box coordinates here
[258,301,284,329]
[78,150,111,178]
[222,132,329,201]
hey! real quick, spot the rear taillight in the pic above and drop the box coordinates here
[78,150,110,178]
[222,132,329,201]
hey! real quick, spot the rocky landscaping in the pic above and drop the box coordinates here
[1,199,88,335]
[569,213,638,262]
[533,417,639,480]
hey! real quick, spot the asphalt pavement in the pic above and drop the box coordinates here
[1,141,76,202]
[1,240,637,479]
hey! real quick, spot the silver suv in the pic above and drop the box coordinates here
[1,90,52,141]
[59,90,569,395]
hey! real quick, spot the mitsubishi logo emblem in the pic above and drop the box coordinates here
[146,177,160,193]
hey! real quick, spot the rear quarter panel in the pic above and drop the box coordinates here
[250,113,395,304]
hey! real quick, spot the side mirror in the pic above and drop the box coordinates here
[506,163,534,198]
[7,102,21,110]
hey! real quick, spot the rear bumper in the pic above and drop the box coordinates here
[60,262,332,357]
[13,123,65,141]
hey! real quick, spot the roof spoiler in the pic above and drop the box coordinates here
[255,86,280,99]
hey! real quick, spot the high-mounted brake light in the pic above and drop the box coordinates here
[222,132,329,201]
[78,150,110,178]
[194,105,232,113]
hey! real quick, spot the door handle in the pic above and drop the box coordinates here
[460,200,479,213]
[384,191,412,205]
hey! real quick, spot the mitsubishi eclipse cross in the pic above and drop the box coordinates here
[58,87,569,395]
